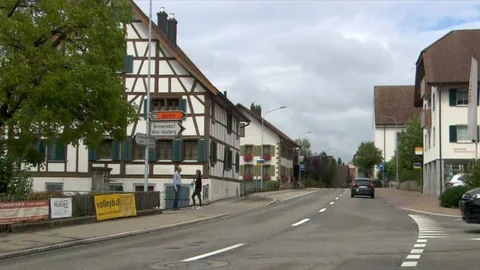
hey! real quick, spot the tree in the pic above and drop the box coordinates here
[337,157,343,166]
[0,1,137,194]
[353,141,383,178]
[464,159,480,188]
[397,115,423,171]
[295,138,311,156]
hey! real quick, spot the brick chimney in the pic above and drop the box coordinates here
[250,102,262,117]
[156,7,168,35]
[167,13,177,45]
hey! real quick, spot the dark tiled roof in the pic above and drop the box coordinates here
[236,104,300,147]
[374,85,421,126]
[414,29,480,106]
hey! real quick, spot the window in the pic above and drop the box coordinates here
[211,101,216,124]
[432,93,436,111]
[97,139,113,160]
[135,185,154,191]
[46,183,63,192]
[227,112,232,134]
[425,134,427,150]
[184,140,198,160]
[158,140,173,160]
[47,139,66,162]
[264,165,271,175]
[457,90,468,105]
[433,127,436,146]
[457,125,469,142]
[133,142,145,160]
[245,165,254,175]
[109,183,124,192]
[239,125,245,137]
[245,145,253,155]
[151,98,179,111]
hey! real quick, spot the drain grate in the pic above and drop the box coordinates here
[149,260,229,269]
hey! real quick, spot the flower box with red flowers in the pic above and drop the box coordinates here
[263,174,271,181]
[243,154,253,162]
[243,174,253,181]
[263,153,272,161]
[282,176,289,183]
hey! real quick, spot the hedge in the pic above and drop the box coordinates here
[439,186,472,208]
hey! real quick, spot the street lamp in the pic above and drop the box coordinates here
[382,116,399,187]
[261,106,286,190]
[143,0,153,192]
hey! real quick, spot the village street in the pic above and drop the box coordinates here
[2,189,479,270]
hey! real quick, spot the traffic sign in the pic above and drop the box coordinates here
[151,110,186,121]
[378,163,384,170]
[300,164,305,172]
[413,163,422,169]
[150,121,185,137]
[134,133,156,148]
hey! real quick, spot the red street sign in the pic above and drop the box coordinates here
[152,111,186,121]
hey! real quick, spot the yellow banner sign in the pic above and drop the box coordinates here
[94,194,137,221]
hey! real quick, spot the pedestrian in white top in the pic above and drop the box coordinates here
[173,166,182,210]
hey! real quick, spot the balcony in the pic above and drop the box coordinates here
[421,109,431,129]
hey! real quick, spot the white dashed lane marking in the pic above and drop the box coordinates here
[291,218,310,227]
[319,208,327,213]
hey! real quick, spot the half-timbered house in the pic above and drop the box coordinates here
[30,1,249,203]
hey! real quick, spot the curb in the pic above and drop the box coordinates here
[399,207,461,218]
[0,197,275,261]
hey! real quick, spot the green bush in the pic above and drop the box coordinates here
[439,186,472,208]
[265,181,280,190]
[399,170,422,183]
[305,180,326,188]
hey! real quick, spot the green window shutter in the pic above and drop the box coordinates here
[449,89,457,106]
[197,139,206,162]
[240,145,245,155]
[143,98,148,120]
[88,146,97,161]
[270,145,276,156]
[223,145,228,162]
[254,165,261,176]
[214,142,218,162]
[124,55,133,73]
[122,139,131,161]
[112,140,120,161]
[271,165,275,177]
[148,146,156,162]
[179,99,187,113]
[229,150,233,169]
[235,152,240,171]
[239,126,245,137]
[240,165,245,175]
[55,139,66,161]
[172,139,182,161]
[449,125,457,142]
[209,140,215,164]
[38,140,46,158]
[211,101,216,123]
[253,145,261,156]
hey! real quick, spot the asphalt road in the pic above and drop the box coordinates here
[2,189,477,270]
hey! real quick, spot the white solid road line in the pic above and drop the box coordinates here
[281,191,318,202]
[407,254,421,259]
[401,261,418,267]
[182,243,246,262]
[291,218,311,227]
[319,208,327,213]
[329,202,335,205]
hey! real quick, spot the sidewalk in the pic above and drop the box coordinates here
[377,188,461,217]
[0,189,305,260]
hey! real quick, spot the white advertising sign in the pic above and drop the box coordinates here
[50,198,72,219]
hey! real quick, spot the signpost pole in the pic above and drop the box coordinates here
[144,0,153,192]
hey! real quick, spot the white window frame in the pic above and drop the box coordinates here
[457,125,470,142]
[457,89,468,106]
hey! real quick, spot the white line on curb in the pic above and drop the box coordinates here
[182,243,246,262]
[291,218,310,227]
[329,202,335,205]
[400,207,460,218]
[319,208,327,213]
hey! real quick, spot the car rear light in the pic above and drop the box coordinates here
[447,182,453,186]
[370,183,374,188]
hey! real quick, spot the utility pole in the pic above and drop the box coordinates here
[144,0,153,192]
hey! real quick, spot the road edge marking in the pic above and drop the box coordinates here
[280,190,318,202]
[400,207,460,218]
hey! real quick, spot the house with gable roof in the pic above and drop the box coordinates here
[29,1,250,204]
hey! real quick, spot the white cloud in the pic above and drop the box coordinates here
[136,0,480,162]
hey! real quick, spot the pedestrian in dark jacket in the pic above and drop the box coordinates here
[191,170,202,209]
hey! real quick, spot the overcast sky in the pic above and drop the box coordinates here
[135,0,480,162]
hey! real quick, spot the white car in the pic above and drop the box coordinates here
[445,173,466,188]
